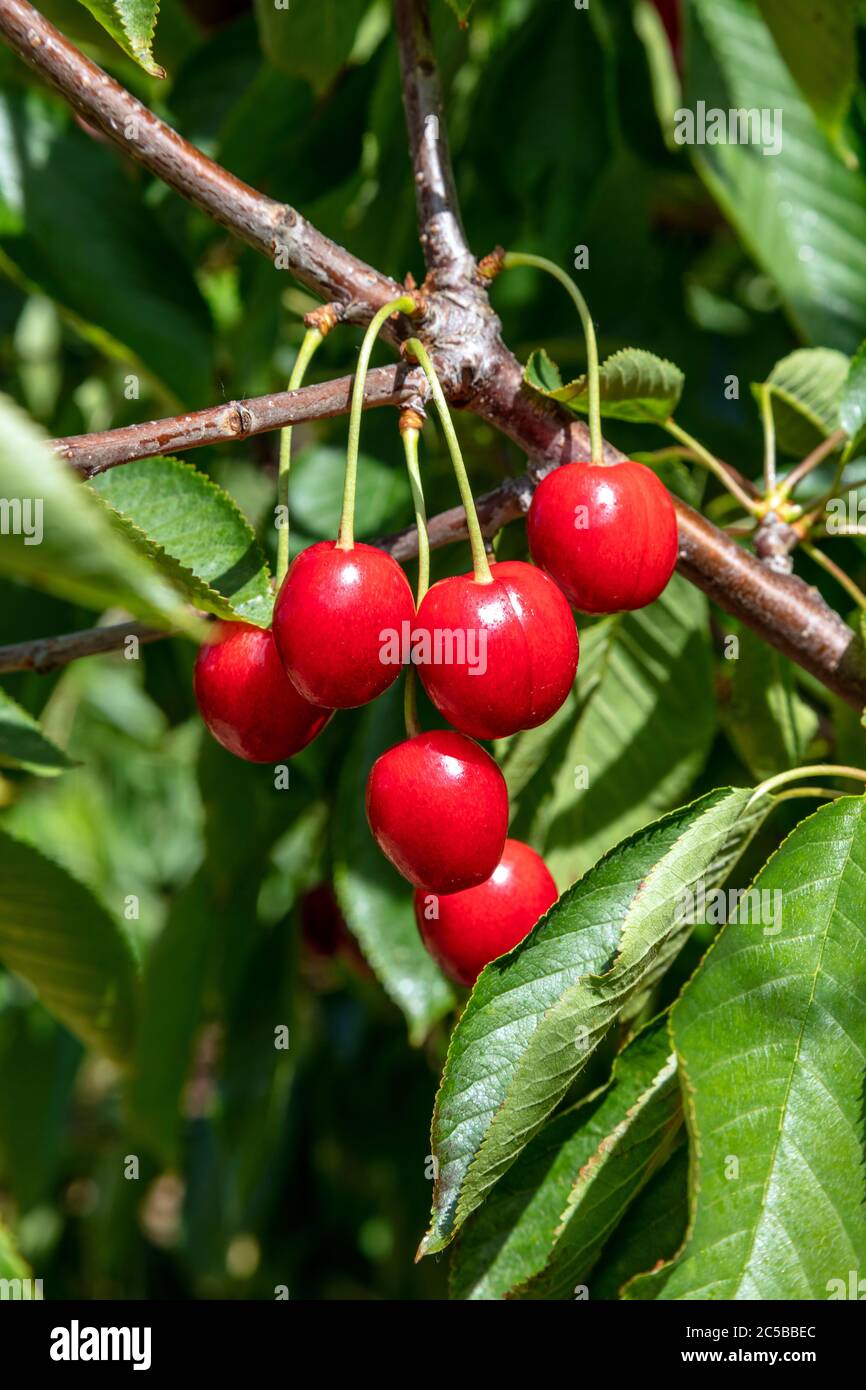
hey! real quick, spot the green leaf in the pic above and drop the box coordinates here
[755,1,857,164]
[332,687,456,1047]
[0,1217,30,1283]
[628,795,866,1299]
[591,1145,688,1299]
[0,89,213,404]
[504,575,717,886]
[685,0,866,352]
[840,340,866,459]
[90,457,273,627]
[0,1003,82,1211]
[0,397,200,633]
[254,0,368,94]
[754,348,849,456]
[525,347,684,423]
[420,786,770,1256]
[524,348,563,394]
[725,628,819,781]
[0,687,72,777]
[450,1014,682,1300]
[0,828,139,1062]
[127,869,216,1164]
[74,0,165,77]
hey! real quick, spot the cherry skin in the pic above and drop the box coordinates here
[412,559,579,741]
[273,540,415,709]
[414,838,558,986]
[526,461,678,614]
[366,730,508,894]
[193,621,331,763]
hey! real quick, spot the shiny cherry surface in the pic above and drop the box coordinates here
[413,560,578,741]
[366,729,508,893]
[193,621,331,763]
[273,540,415,708]
[527,461,678,614]
[414,838,558,986]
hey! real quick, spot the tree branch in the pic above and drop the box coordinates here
[2,0,866,712]
[0,0,404,323]
[16,466,866,713]
[51,365,427,476]
[0,621,166,674]
[394,0,474,284]
[461,352,866,708]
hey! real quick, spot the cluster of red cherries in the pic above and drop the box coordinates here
[194,456,678,987]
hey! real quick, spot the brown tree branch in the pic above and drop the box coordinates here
[51,366,427,476]
[12,466,865,712]
[394,0,474,284]
[2,0,866,711]
[0,621,166,673]
[0,0,405,323]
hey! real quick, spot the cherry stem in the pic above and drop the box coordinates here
[777,429,847,501]
[501,250,604,466]
[403,667,422,739]
[662,418,763,517]
[748,763,866,809]
[802,542,866,612]
[760,384,777,496]
[277,327,323,585]
[337,294,417,550]
[401,422,430,604]
[404,337,493,583]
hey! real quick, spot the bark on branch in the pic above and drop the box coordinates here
[394,0,473,284]
[2,0,866,710]
[51,366,427,476]
[0,0,404,322]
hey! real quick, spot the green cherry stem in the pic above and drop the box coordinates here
[501,250,604,466]
[400,417,430,604]
[760,384,777,496]
[276,326,323,586]
[663,418,763,516]
[400,414,429,740]
[404,336,493,583]
[747,762,866,809]
[337,293,417,551]
[802,542,866,612]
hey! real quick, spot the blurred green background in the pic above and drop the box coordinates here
[2,0,866,1299]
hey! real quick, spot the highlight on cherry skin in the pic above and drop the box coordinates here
[366,729,509,894]
[412,559,579,741]
[272,539,416,709]
[414,838,558,986]
[193,621,332,764]
[527,460,679,614]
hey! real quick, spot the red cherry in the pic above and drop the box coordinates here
[414,838,558,986]
[366,730,508,894]
[412,560,578,741]
[273,540,415,709]
[193,621,331,763]
[527,461,679,614]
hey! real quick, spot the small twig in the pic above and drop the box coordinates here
[802,543,866,612]
[51,367,427,476]
[663,418,762,515]
[780,428,847,499]
[0,622,167,674]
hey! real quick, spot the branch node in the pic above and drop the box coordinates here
[399,406,426,435]
[304,302,342,337]
[477,246,506,282]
